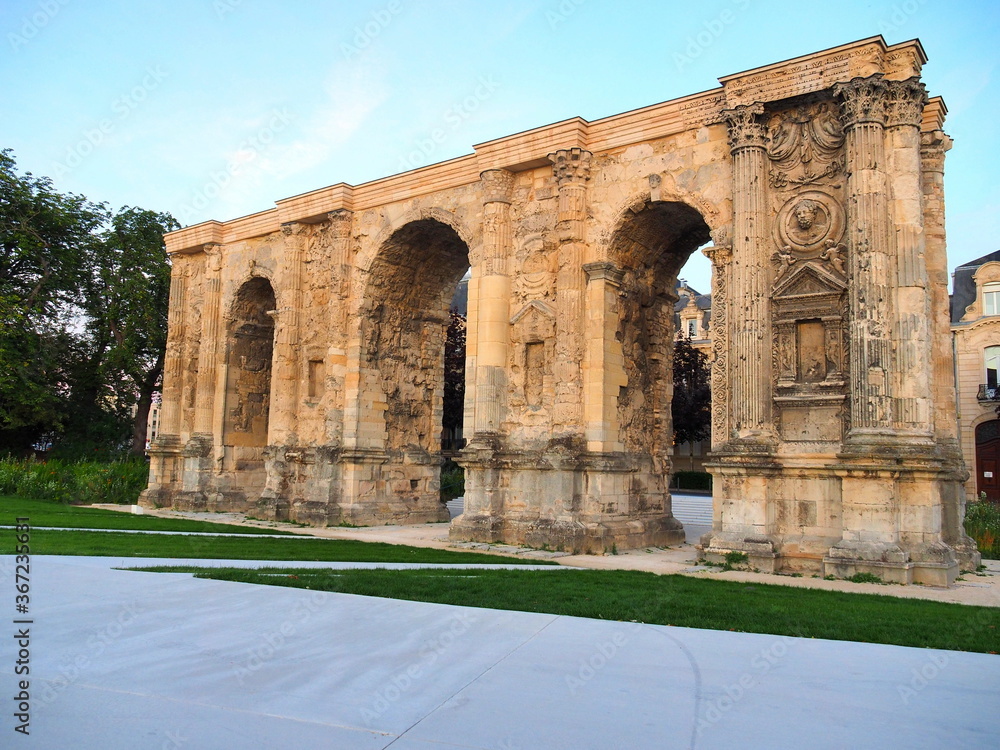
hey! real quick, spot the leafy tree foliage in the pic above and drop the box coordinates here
[672,334,711,445]
[442,309,466,441]
[0,148,176,456]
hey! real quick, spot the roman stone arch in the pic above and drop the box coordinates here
[339,216,470,524]
[144,36,979,583]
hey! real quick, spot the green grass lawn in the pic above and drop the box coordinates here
[138,566,1000,654]
[0,528,553,564]
[0,496,292,535]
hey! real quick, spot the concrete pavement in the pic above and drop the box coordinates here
[5,554,999,749]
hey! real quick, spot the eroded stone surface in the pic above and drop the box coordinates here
[143,37,977,580]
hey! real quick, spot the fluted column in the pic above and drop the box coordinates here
[193,244,223,436]
[835,75,896,437]
[157,252,188,444]
[921,128,960,449]
[721,105,773,442]
[472,169,514,436]
[886,77,933,438]
[325,209,353,446]
[548,148,591,435]
[268,222,307,445]
[704,242,732,450]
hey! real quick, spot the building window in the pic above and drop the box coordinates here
[687,320,697,338]
[987,346,1000,390]
[984,283,1000,316]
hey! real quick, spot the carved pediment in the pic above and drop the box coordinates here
[511,300,556,325]
[772,261,846,300]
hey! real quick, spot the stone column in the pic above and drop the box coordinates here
[582,261,626,452]
[193,244,223,438]
[472,169,514,437]
[326,209,353,447]
[141,252,188,506]
[720,105,773,443]
[157,253,188,445]
[886,77,934,439]
[704,242,732,451]
[920,129,960,450]
[548,148,591,437]
[268,222,307,446]
[835,75,896,438]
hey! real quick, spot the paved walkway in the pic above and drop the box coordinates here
[10,555,1000,749]
[91,498,1000,608]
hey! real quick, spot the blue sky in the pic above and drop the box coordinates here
[2,0,998,293]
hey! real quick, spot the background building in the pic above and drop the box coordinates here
[951,250,1000,500]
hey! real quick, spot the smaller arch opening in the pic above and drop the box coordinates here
[223,277,276,448]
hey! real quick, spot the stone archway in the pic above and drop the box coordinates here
[146,37,979,582]
[608,200,711,519]
[218,276,276,505]
[343,217,471,525]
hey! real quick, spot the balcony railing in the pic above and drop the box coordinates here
[978,384,1000,401]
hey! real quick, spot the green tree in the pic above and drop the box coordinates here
[82,207,178,455]
[0,149,107,453]
[442,308,466,447]
[0,149,176,457]
[672,334,711,445]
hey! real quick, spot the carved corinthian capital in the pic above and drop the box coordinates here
[326,209,353,239]
[280,221,309,238]
[547,148,592,187]
[720,103,768,152]
[885,77,927,128]
[834,74,889,128]
[480,168,515,204]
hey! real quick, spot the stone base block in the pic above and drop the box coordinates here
[451,514,684,554]
[824,540,959,586]
[699,531,780,573]
[290,500,340,526]
[341,500,450,527]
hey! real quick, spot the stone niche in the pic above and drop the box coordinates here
[772,258,847,444]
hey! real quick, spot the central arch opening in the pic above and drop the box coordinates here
[608,200,711,493]
[358,217,471,521]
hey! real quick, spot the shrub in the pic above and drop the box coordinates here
[672,471,712,492]
[0,457,149,505]
[965,499,1000,560]
[440,460,465,503]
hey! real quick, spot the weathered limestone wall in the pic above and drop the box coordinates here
[143,36,977,581]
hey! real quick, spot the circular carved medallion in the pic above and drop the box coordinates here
[775,191,845,254]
